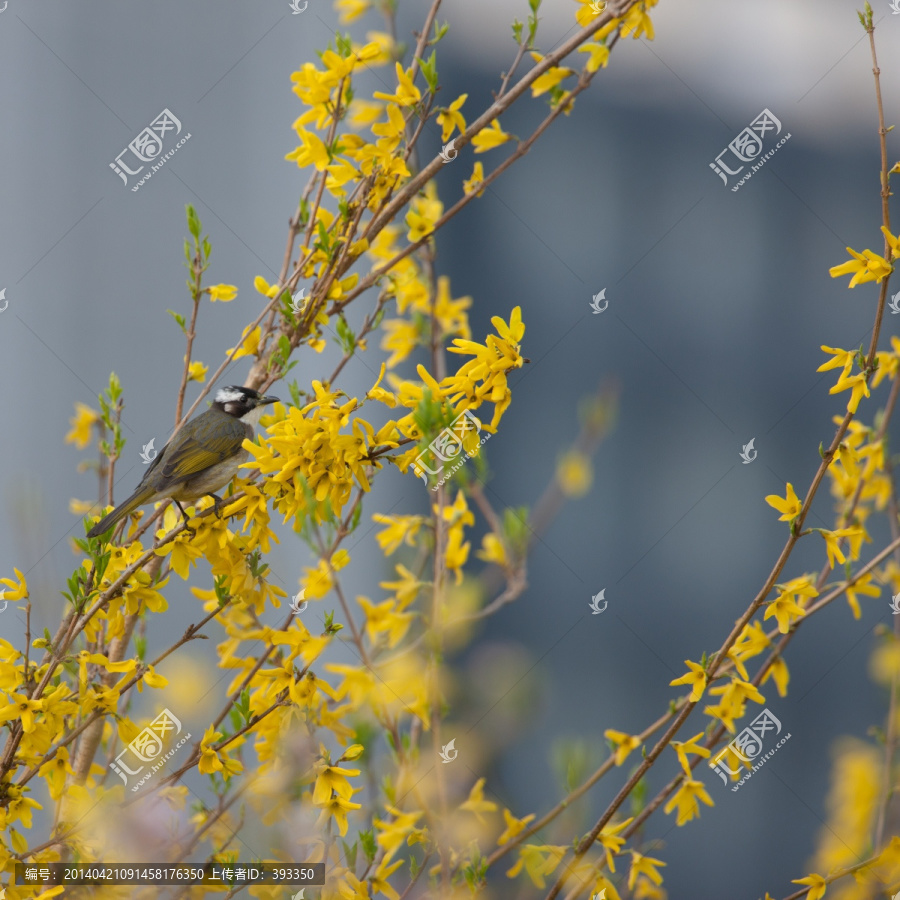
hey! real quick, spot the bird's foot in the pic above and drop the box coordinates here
[207,494,225,519]
[174,500,197,532]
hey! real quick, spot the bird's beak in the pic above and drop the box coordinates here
[260,395,280,406]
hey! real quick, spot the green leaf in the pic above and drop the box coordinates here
[433,20,449,43]
[335,315,356,355]
[341,841,358,872]
[186,204,202,239]
[419,50,438,93]
[359,829,377,863]
[167,309,187,333]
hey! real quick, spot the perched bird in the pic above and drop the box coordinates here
[86,385,278,539]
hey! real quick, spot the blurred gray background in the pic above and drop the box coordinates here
[2,0,900,896]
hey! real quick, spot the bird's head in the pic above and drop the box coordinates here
[213,386,280,422]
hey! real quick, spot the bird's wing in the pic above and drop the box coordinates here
[158,416,250,485]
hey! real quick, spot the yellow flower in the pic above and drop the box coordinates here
[829,245,892,287]
[845,572,879,619]
[356,595,414,647]
[437,93,467,141]
[477,533,509,568]
[463,160,486,197]
[286,124,332,170]
[198,726,243,778]
[557,451,592,497]
[207,283,237,302]
[227,324,262,360]
[0,693,43,732]
[670,732,711,773]
[65,402,99,449]
[405,182,443,243]
[579,41,611,72]
[372,514,424,555]
[829,371,870,414]
[529,52,574,97]
[817,345,854,380]
[663,777,714,825]
[506,844,567,889]
[762,656,790,697]
[765,483,802,522]
[459,777,498,822]
[253,275,281,298]
[379,564,422,607]
[0,568,29,601]
[820,527,862,569]
[316,792,362,836]
[870,638,900,684]
[497,808,536,845]
[605,729,641,766]
[187,360,208,382]
[373,805,423,862]
[765,590,807,633]
[373,61,421,107]
[621,4,655,40]
[627,852,666,890]
[361,30,395,66]
[669,659,707,702]
[370,858,404,900]
[472,119,512,153]
[313,763,361,804]
[792,873,827,900]
[597,817,632,873]
[336,0,369,24]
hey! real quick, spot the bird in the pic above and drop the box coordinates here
[86,385,279,539]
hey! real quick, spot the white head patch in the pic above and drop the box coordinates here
[215,388,247,404]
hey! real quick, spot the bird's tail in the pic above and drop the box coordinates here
[86,485,157,539]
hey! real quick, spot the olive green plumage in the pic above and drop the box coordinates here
[87,386,278,539]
